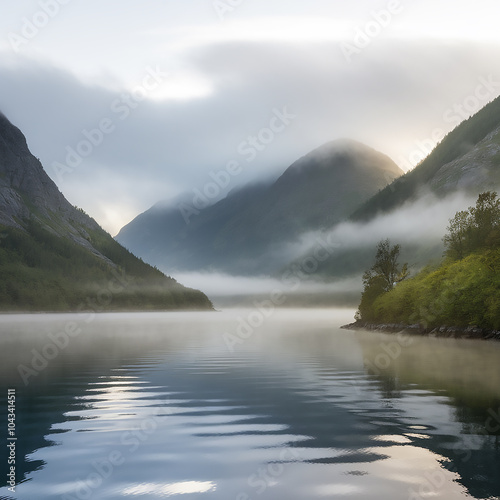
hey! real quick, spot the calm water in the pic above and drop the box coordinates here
[0,309,499,500]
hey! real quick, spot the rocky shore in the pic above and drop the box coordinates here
[341,322,500,341]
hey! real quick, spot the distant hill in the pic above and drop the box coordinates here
[117,139,403,275]
[0,112,212,311]
[352,95,500,221]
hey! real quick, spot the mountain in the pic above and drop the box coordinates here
[294,96,500,283]
[116,139,403,275]
[0,112,212,311]
[116,181,272,274]
[429,124,500,192]
[352,95,500,221]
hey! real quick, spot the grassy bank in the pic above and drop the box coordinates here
[371,248,500,330]
[355,192,500,331]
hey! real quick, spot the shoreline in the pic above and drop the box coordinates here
[341,321,500,342]
[0,306,215,316]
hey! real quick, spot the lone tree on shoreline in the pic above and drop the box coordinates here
[356,239,409,322]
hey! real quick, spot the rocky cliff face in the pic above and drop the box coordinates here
[430,124,500,193]
[0,112,213,311]
[352,94,500,221]
[0,112,103,255]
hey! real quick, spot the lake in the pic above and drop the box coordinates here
[0,309,499,500]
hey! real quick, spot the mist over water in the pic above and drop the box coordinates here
[172,191,477,307]
[175,272,361,307]
[1,310,499,500]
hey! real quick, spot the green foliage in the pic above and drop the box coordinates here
[357,274,387,323]
[365,239,409,291]
[357,239,409,322]
[443,210,474,260]
[359,192,500,330]
[444,191,500,259]
[86,226,176,284]
[0,220,212,312]
[372,250,500,330]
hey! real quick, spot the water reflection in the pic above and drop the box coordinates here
[359,329,500,499]
[122,481,217,496]
[0,310,499,499]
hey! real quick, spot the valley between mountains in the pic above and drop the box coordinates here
[1,94,500,317]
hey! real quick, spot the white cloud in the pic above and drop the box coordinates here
[323,190,475,249]
[0,2,499,234]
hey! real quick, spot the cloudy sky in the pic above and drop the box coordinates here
[1,0,500,234]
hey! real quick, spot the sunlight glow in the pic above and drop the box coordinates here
[162,17,353,51]
[96,204,141,238]
[144,72,214,102]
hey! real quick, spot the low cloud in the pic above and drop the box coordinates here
[0,38,499,234]
[319,190,475,250]
[168,190,478,303]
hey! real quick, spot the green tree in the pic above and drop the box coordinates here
[444,191,500,260]
[470,191,500,248]
[366,239,409,291]
[443,210,473,260]
[357,239,409,322]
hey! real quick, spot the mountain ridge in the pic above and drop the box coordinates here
[0,112,212,311]
[0,111,106,256]
[351,95,500,221]
[293,96,500,283]
[116,139,403,275]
